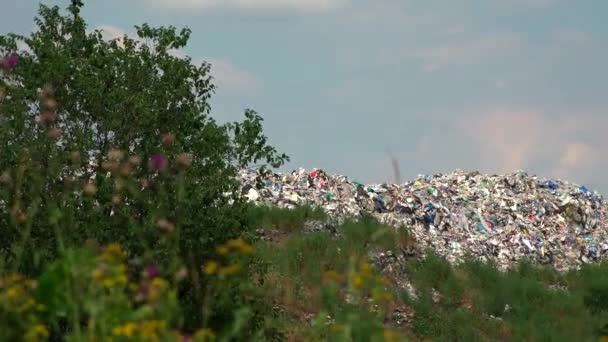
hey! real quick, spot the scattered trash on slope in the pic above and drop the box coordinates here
[238,168,608,271]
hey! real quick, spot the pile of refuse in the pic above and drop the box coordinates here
[238,167,608,271]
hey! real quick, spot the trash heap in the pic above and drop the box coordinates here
[238,168,608,271]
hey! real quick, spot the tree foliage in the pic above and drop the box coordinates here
[0,0,287,329]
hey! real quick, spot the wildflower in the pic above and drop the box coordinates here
[18,298,36,312]
[42,98,57,111]
[103,243,126,260]
[25,324,49,341]
[203,261,219,275]
[11,206,27,224]
[383,329,400,340]
[92,269,103,280]
[1,53,19,70]
[119,164,131,177]
[215,245,229,256]
[219,264,240,276]
[0,171,12,185]
[113,322,137,337]
[102,278,116,288]
[139,320,166,340]
[175,152,193,167]
[148,153,168,172]
[6,54,19,68]
[146,265,160,279]
[111,195,122,205]
[194,328,215,340]
[6,285,24,298]
[116,274,128,285]
[147,286,164,302]
[102,161,119,172]
[128,155,142,166]
[140,178,149,189]
[39,110,57,125]
[156,218,175,234]
[40,84,55,98]
[225,238,254,254]
[162,133,176,146]
[175,267,188,282]
[351,274,364,289]
[114,178,125,191]
[47,126,62,139]
[323,270,342,284]
[69,150,80,162]
[329,324,343,333]
[107,148,125,161]
[83,181,97,196]
[359,261,372,275]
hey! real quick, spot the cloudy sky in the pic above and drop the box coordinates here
[2,0,608,191]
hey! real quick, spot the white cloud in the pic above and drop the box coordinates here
[204,58,261,95]
[148,0,348,12]
[95,25,259,95]
[95,25,128,47]
[456,107,608,182]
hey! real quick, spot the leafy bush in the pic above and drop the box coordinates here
[0,0,287,334]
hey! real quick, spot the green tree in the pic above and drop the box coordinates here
[0,0,287,330]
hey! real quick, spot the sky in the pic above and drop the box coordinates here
[2,0,608,192]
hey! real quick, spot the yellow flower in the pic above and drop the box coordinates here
[102,278,116,288]
[239,244,254,255]
[329,324,343,333]
[351,274,364,289]
[216,238,254,255]
[116,274,128,285]
[323,270,342,283]
[148,278,168,301]
[6,285,24,298]
[215,245,229,256]
[195,328,216,339]
[25,324,49,341]
[204,261,219,275]
[92,269,104,280]
[219,264,240,276]
[34,325,49,337]
[18,298,36,312]
[103,243,126,260]
[139,320,166,340]
[383,329,400,340]
[113,322,137,337]
[151,277,168,289]
[359,262,372,275]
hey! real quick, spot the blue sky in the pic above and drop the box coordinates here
[2,0,608,191]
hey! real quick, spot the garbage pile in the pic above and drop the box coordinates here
[238,168,608,271]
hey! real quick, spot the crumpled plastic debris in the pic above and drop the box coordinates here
[238,167,608,271]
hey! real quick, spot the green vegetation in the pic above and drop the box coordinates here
[1,1,607,341]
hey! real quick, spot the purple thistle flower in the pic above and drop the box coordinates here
[6,54,19,68]
[145,265,160,279]
[1,54,19,71]
[148,153,168,172]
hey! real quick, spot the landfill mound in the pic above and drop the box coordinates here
[238,168,608,271]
